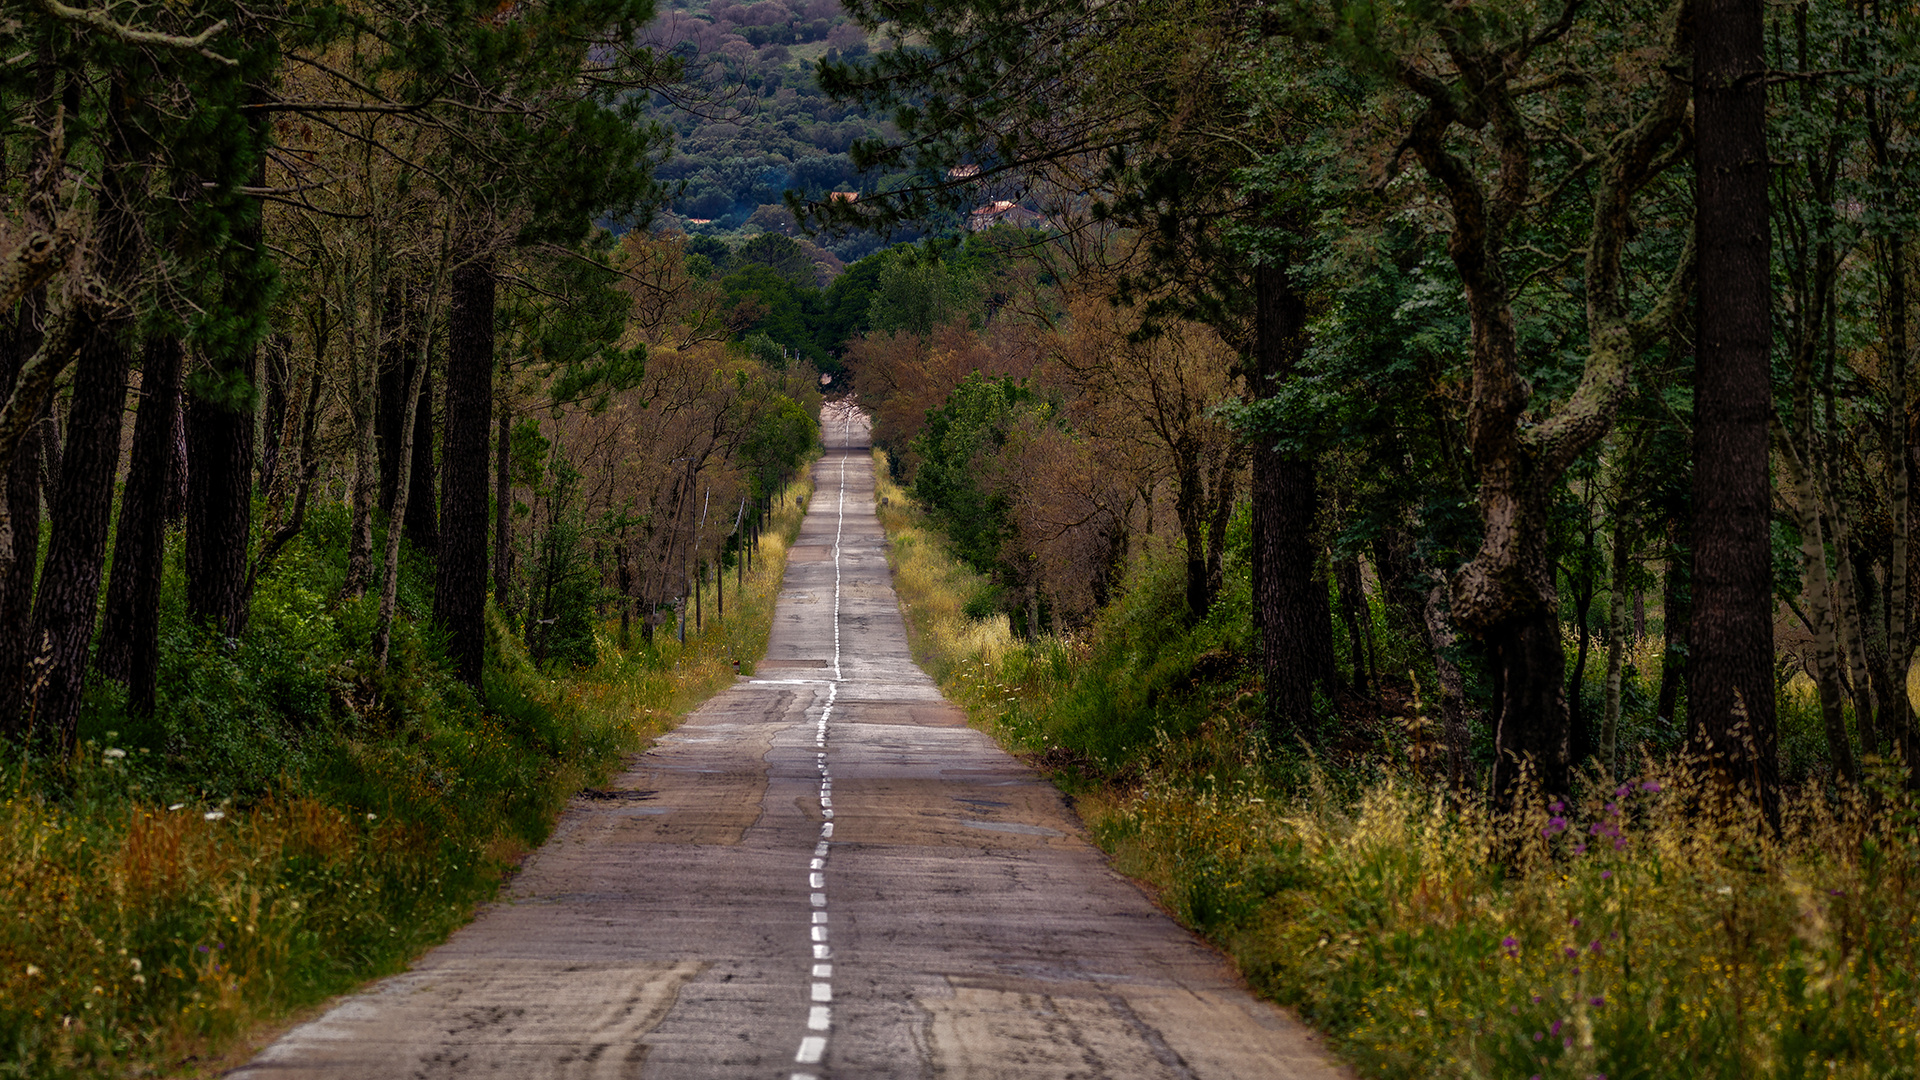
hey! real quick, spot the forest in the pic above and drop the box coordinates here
[0,1,827,1072]
[797,0,1920,1073]
[3,0,1919,1074]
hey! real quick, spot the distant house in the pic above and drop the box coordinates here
[829,191,859,203]
[687,218,714,225]
[966,200,1040,231]
[948,164,981,179]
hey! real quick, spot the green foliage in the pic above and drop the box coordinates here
[864,248,981,335]
[910,374,1045,579]
[523,458,603,669]
[740,393,820,498]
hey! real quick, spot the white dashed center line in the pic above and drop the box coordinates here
[793,404,854,1080]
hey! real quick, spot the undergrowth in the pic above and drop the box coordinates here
[874,448,1920,1080]
[0,476,811,1079]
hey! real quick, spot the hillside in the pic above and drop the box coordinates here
[642,0,910,261]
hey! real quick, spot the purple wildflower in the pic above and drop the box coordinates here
[1640,781,1662,792]
[1551,1019,1563,1035]
[1601,869,1613,879]
[1534,1032,1545,1042]
[1591,996,1607,1007]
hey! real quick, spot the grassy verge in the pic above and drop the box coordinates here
[874,449,1920,1080]
[0,475,812,1079]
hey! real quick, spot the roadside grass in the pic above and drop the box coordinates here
[873,448,1920,1079]
[0,475,811,1079]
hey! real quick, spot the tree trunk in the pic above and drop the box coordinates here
[1780,432,1859,782]
[26,308,133,748]
[97,335,184,715]
[493,380,513,615]
[1602,508,1635,775]
[1690,0,1780,818]
[1333,554,1371,696]
[1487,609,1572,804]
[1250,257,1335,746]
[259,333,289,497]
[165,374,189,523]
[1568,539,1596,767]
[342,282,378,600]
[436,250,495,688]
[186,94,266,642]
[1423,585,1473,789]
[1655,541,1692,729]
[375,221,451,670]
[378,296,440,554]
[0,317,45,738]
[405,365,438,553]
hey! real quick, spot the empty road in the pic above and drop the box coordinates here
[233,402,1347,1079]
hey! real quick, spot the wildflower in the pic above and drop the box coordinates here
[1640,781,1661,792]
[167,803,185,811]
[1601,870,1612,879]
[1574,843,1588,854]
[1551,1020,1563,1036]
[1591,996,1606,1007]
[204,811,225,822]
[1549,800,1565,814]
[1565,947,1578,958]
[1589,940,1603,954]
[1614,783,1632,799]
[103,748,126,761]
[24,965,40,977]
[366,813,378,822]
[1534,1032,1545,1042]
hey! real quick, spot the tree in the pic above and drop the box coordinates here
[1689,0,1779,813]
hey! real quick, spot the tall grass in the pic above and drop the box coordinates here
[0,475,812,1079]
[872,448,1920,1079]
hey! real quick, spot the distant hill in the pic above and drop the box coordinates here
[643,0,909,261]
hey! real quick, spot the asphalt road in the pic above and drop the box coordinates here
[232,401,1348,1079]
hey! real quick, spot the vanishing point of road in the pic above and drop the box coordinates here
[233,403,1348,1079]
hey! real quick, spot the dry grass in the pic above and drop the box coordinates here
[0,472,814,1079]
[869,450,1920,1078]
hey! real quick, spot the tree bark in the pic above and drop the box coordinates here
[26,311,131,748]
[342,272,379,600]
[96,335,184,715]
[1250,257,1335,746]
[436,250,495,688]
[379,294,439,553]
[0,315,45,738]
[1690,0,1781,817]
